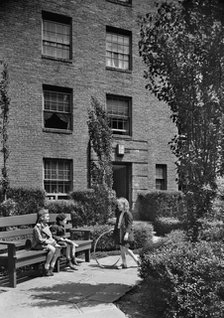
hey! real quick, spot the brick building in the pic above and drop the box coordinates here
[0,0,177,207]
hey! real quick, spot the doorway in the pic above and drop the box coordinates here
[112,163,131,202]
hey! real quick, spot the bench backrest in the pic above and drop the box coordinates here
[0,213,72,240]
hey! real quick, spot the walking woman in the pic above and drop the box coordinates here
[113,197,139,268]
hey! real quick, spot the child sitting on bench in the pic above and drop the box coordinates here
[32,208,61,276]
[50,213,79,270]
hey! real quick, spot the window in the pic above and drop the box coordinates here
[44,159,72,198]
[107,0,132,4]
[43,86,72,131]
[42,12,71,60]
[156,164,167,190]
[107,95,131,135]
[106,27,131,70]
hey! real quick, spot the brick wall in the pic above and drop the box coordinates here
[0,0,177,202]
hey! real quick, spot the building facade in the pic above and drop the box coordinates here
[0,0,177,207]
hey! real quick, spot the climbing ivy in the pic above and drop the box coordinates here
[87,97,115,223]
[0,61,10,200]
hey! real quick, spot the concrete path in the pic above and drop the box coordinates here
[0,255,141,318]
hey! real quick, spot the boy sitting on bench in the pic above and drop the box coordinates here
[50,213,79,270]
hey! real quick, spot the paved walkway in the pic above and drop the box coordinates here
[0,255,141,318]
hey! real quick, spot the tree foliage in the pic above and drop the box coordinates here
[87,97,115,223]
[0,61,10,200]
[139,0,224,240]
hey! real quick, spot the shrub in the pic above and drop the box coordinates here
[0,198,17,216]
[130,222,154,250]
[198,218,224,242]
[137,190,185,222]
[70,189,116,225]
[70,189,99,225]
[91,224,115,252]
[154,217,183,236]
[139,230,224,317]
[0,187,45,215]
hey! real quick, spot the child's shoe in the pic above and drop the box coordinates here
[68,260,78,270]
[72,258,80,266]
[44,268,54,276]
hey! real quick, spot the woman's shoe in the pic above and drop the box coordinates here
[121,264,128,269]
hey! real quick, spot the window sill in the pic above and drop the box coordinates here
[112,134,132,140]
[106,66,132,74]
[43,128,73,134]
[106,0,132,7]
[41,55,73,64]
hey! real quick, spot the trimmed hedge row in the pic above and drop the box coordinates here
[70,189,116,225]
[137,190,185,222]
[153,217,183,236]
[0,188,45,216]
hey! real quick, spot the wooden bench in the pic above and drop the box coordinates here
[0,213,93,288]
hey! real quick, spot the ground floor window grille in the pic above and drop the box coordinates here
[44,159,72,196]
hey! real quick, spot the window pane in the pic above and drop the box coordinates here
[44,159,72,194]
[107,96,130,135]
[106,31,130,70]
[44,89,71,130]
[156,165,167,190]
[43,18,71,59]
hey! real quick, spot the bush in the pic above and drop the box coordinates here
[70,189,99,225]
[70,189,116,225]
[154,217,183,236]
[131,222,154,250]
[139,230,224,317]
[198,218,224,242]
[0,198,17,216]
[137,190,185,222]
[0,187,45,215]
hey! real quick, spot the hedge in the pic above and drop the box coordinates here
[70,189,116,225]
[137,190,185,222]
[0,187,45,216]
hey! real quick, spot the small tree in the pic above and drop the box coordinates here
[87,97,115,223]
[139,0,224,240]
[0,61,10,201]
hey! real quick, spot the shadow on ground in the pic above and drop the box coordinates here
[27,281,132,309]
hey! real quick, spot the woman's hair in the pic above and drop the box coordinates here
[117,197,129,212]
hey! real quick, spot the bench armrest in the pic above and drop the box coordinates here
[70,228,91,240]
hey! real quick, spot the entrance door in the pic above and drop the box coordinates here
[112,163,131,201]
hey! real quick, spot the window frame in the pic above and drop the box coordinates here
[43,158,73,198]
[42,11,72,61]
[106,94,132,136]
[106,0,132,6]
[155,164,167,190]
[43,85,73,133]
[106,26,132,71]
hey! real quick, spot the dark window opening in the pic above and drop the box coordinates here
[156,164,167,190]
